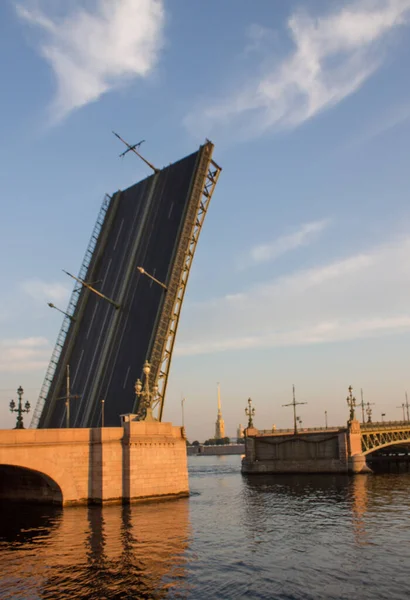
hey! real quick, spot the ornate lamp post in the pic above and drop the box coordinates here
[134,361,159,421]
[245,397,255,428]
[9,386,30,429]
[346,385,356,421]
[366,402,373,423]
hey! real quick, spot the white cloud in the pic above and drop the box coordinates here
[247,219,330,266]
[16,0,165,121]
[0,337,50,372]
[175,235,410,356]
[185,0,410,138]
[175,316,410,357]
[21,279,70,305]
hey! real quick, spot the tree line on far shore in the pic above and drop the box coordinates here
[186,437,245,446]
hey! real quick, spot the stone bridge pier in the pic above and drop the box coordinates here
[242,419,372,475]
[0,419,189,505]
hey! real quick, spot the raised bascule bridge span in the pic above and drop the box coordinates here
[0,141,221,506]
[31,140,221,430]
[242,420,410,474]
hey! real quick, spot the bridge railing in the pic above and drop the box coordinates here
[253,421,410,437]
[361,420,410,431]
[254,426,343,436]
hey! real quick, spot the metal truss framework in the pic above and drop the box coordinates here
[149,149,221,421]
[361,422,410,454]
[30,194,112,428]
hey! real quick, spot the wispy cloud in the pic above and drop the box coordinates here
[0,337,50,372]
[21,279,70,305]
[243,24,275,55]
[185,0,410,138]
[175,235,410,356]
[175,316,410,357]
[347,101,410,147]
[246,219,330,267]
[16,0,165,121]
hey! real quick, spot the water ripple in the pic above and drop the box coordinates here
[1,456,410,599]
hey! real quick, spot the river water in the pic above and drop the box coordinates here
[1,455,410,599]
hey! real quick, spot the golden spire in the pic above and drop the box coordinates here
[215,382,225,439]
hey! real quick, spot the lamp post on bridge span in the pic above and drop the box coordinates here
[56,365,81,428]
[135,361,159,421]
[9,386,30,429]
[47,302,76,321]
[359,389,365,424]
[245,398,255,428]
[346,386,356,421]
[181,396,185,428]
[283,385,307,435]
[366,402,373,423]
[397,403,406,422]
[101,399,105,428]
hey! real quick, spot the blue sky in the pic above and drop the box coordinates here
[1,0,410,440]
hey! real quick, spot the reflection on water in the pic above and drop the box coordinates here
[0,499,190,600]
[1,457,410,599]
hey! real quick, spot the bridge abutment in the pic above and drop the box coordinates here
[0,420,189,506]
[242,421,370,475]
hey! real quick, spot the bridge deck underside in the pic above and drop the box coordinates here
[38,145,213,428]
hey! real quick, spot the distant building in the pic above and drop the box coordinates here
[214,383,225,439]
[237,424,244,441]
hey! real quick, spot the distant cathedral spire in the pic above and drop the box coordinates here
[215,382,225,439]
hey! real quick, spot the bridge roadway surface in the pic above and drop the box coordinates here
[41,149,199,428]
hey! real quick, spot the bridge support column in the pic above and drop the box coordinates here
[347,419,371,473]
[348,454,371,473]
[242,428,258,472]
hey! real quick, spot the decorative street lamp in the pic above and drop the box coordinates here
[9,386,30,429]
[245,397,255,428]
[134,360,159,421]
[366,402,373,423]
[325,410,328,429]
[346,385,356,421]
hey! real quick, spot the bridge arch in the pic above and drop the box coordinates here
[0,456,79,505]
[362,435,410,455]
[0,464,63,504]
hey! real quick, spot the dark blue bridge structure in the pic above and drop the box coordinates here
[31,141,221,428]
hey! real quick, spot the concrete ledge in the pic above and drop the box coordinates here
[241,458,349,474]
[64,491,190,507]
